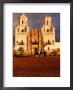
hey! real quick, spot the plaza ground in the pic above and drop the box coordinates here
[13,56,60,77]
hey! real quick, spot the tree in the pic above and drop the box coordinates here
[18,47,24,55]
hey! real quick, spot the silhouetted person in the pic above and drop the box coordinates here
[34,48,38,55]
[40,50,42,55]
[43,51,47,57]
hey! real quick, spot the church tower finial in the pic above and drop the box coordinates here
[20,13,28,26]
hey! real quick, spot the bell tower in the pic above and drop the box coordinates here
[15,14,29,52]
[20,14,28,26]
[41,16,55,45]
[44,16,52,29]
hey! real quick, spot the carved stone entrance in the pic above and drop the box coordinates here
[34,47,38,55]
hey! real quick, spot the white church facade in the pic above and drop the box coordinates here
[14,14,60,55]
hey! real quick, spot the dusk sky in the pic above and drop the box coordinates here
[13,13,60,41]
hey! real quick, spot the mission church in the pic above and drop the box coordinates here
[14,14,59,55]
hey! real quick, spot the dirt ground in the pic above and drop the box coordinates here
[13,56,60,77]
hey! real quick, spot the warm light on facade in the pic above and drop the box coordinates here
[14,15,60,56]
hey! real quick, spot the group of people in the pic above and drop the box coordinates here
[34,49,47,57]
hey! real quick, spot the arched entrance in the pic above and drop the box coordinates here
[34,47,38,55]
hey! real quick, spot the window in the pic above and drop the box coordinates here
[19,40,24,45]
[48,40,51,44]
[17,41,18,43]
[22,20,23,24]
[21,29,24,32]
[48,47,50,50]
[21,40,24,44]
[47,29,49,32]
[47,20,48,25]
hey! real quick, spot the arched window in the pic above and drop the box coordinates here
[22,20,23,24]
[47,20,48,25]
[47,29,49,32]
[21,40,23,43]
[48,47,50,50]
[21,29,24,32]
[48,40,51,44]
